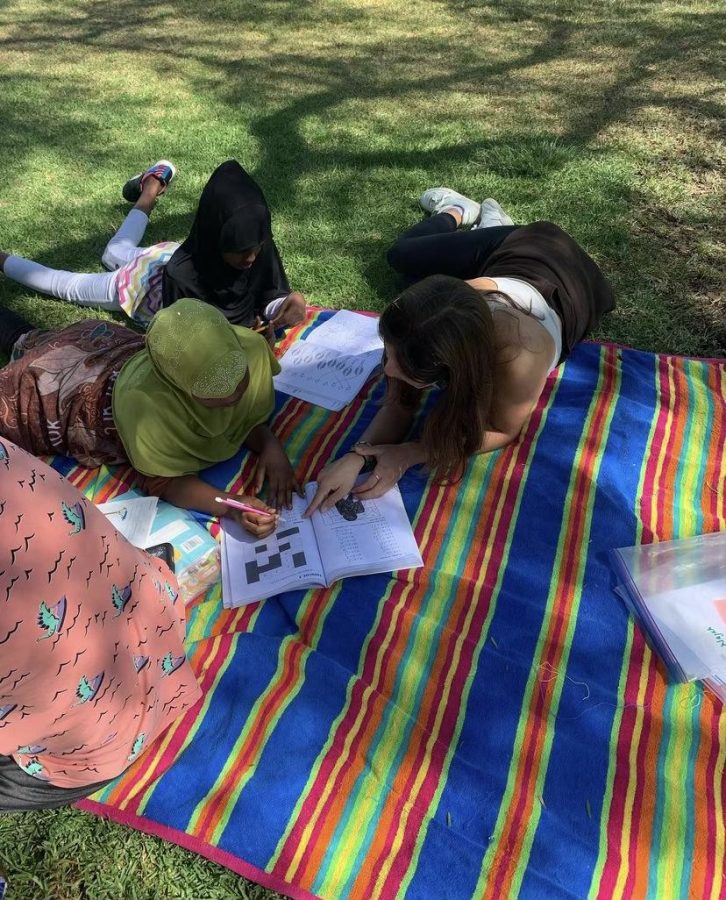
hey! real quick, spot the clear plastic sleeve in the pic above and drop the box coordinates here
[611,530,726,703]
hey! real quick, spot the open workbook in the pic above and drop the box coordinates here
[221,481,423,606]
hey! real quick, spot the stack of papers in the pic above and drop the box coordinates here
[274,310,384,411]
[98,493,220,602]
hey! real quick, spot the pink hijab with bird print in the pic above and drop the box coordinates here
[0,440,201,788]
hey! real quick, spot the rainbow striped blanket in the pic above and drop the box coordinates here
[61,312,725,899]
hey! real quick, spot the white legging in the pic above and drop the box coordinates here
[2,209,151,311]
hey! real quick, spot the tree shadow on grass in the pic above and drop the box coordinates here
[3,0,722,182]
[0,0,723,351]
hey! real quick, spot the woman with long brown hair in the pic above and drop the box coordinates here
[306,188,615,514]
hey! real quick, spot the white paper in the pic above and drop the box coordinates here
[221,496,325,606]
[307,480,423,583]
[305,310,383,355]
[274,342,382,411]
[98,496,158,547]
[220,481,423,607]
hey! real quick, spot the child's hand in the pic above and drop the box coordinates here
[228,496,279,538]
[270,291,306,328]
[253,315,276,346]
[254,439,303,509]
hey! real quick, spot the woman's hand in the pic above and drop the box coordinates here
[304,452,365,516]
[225,495,279,539]
[254,435,303,509]
[351,442,420,500]
[270,291,306,328]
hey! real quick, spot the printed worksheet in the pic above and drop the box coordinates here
[305,310,384,355]
[311,484,422,583]
[274,342,382,411]
[221,498,325,606]
[221,481,422,606]
[274,310,384,410]
[97,495,159,547]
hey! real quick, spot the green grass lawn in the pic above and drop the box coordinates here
[0,0,723,897]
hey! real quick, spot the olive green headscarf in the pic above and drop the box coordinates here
[113,299,281,477]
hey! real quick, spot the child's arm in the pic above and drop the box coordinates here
[267,292,306,328]
[244,424,302,509]
[157,474,278,538]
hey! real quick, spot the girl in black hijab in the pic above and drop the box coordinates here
[163,160,306,333]
[0,160,305,335]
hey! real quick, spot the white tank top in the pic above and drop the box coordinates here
[487,276,563,372]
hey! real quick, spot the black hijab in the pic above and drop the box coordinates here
[162,160,290,326]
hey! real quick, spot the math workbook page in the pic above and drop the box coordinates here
[306,481,423,584]
[221,496,325,606]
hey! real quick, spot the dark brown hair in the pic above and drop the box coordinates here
[379,274,496,480]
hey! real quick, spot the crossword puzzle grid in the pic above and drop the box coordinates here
[245,526,307,584]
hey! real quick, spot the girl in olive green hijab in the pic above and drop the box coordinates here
[0,299,300,537]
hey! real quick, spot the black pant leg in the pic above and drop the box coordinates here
[394,212,459,241]
[0,755,112,813]
[387,216,520,281]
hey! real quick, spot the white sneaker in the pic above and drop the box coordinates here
[419,187,480,227]
[474,198,514,229]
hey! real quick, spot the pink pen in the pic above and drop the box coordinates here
[214,496,281,520]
